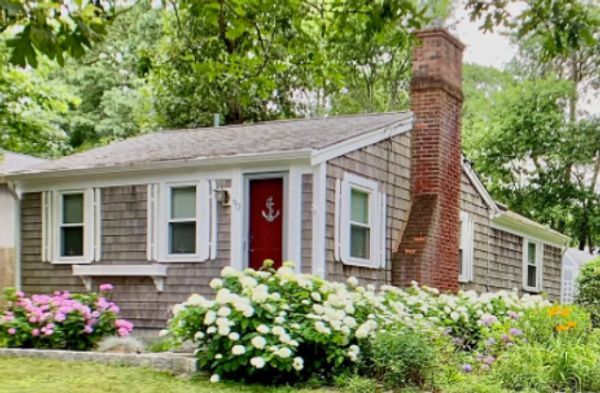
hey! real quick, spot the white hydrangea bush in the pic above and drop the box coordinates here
[164,263,550,382]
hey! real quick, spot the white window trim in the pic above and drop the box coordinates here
[338,173,385,269]
[459,211,474,283]
[522,238,544,292]
[156,181,211,263]
[44,188,98,264]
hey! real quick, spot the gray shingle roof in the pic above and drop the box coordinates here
[16,112,410,175]
[0,150,47,178]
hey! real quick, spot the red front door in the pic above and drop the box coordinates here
[248,177,284,270]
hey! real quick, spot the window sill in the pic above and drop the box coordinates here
[340,257,381,269]
[72,264,168,291]
[156,255,210,263]
[51,257,93,265]
[523,286,542,294]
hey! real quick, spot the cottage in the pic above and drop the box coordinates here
[5,28,569,332]
[0,151,47,296]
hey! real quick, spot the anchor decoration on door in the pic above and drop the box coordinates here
[262,196,280,222]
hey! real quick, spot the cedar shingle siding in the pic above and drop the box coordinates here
[301,174,313,275]
[21,193,85,293]
[20,180,232,331]
[460,172,562,300]
[324,134,412,285]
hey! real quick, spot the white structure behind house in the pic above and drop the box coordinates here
[562,248,597,304]
[0,151,46,294]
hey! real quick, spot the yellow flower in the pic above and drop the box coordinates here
[547,305,571,318]
[548,306,562,317]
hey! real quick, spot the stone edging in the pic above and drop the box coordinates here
[0,348,199,375]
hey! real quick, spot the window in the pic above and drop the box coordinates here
[459,211,474,283]
[153,181,211,262]
[336,173,386,268]
[60,193,85,257]
[523,239,543,291]
[350,189,370,259]
[41,188,100,264]
[169,187,197,254]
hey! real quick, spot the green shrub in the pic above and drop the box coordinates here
[576,256,600,327]
[492,340,600,393]
[492,344,553,392]
[361,328,436,389]
[0,286,133,350]
[163,264,552,384]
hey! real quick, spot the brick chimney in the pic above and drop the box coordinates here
[392,28,465,292]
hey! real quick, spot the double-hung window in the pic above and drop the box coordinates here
[458,211,474,282]
[336,173,386,268]
[41,188,100,264]
[523,239,543,292]
[169,186,197,255]
[350,189,371,259]
[154,181,210,262]
[60,192,85,257]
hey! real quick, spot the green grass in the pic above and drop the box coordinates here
[0,357,333,393]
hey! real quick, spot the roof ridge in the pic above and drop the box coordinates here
[155,111,409,135]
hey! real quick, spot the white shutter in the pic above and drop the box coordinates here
[333,178,342,262]
[93,188,102,262]
[537,242,544,291]
[379,192,387,268]
[209,180,218,260]
[197,180,211,261]
[459,211,474,282]
[41,191,54,262]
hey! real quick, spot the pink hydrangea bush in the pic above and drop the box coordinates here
[0,285,133,350]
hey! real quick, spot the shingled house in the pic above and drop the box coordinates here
[5,28,569,332]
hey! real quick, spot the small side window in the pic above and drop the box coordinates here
[523,239,543,292]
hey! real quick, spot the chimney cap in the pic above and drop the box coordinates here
[414,27,466,51]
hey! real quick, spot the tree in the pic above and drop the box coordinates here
[54,1,161,150]
[0,45,76,156]
[465,0,599,60]
[149,0,427,127]
[1,0,118,67]
[463,64,600,252]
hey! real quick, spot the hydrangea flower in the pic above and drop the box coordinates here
[232,345,246,355]
[250,356,266,369]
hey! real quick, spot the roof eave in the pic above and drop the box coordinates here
[491,213,570,248]
[461,157,500,216]
[6,150,313,181]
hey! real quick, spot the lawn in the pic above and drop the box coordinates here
[0,358,332,393]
